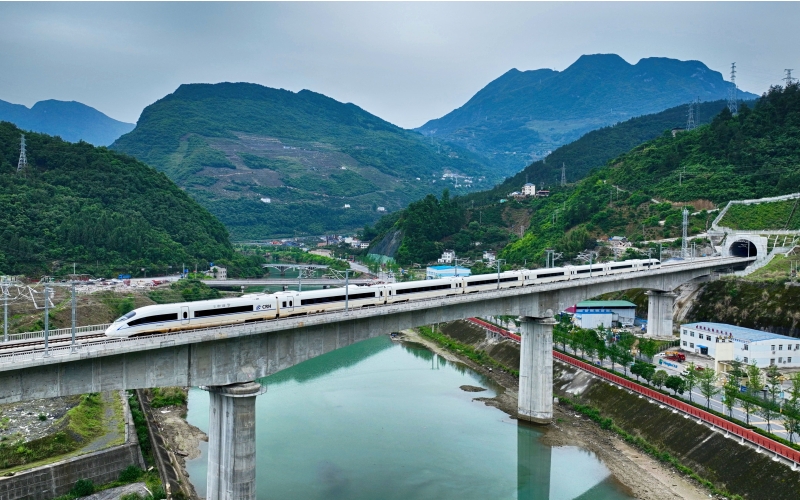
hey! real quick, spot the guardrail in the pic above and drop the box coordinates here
[467,318,521,342]
[553,351,800,466]
[4,324,110,343]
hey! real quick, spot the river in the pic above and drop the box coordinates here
[185,336,633,499]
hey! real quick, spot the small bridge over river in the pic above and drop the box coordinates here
[0,257,753,499]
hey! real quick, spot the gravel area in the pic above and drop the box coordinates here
[0,396,79,443]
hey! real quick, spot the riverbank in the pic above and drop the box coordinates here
[397,327,712,500]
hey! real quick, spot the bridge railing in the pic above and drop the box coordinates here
[4,324,110,343]
[555,350,800,466]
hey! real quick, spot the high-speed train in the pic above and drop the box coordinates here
[105,258,660,338]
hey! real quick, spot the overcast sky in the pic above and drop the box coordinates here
[0,2,797,128]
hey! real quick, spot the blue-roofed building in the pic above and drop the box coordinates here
[426,265,471,279]
[680,322,800,369]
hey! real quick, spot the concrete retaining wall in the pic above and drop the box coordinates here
[0,392,146,500]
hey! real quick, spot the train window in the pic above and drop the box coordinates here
[290,301,293,307]
[183,311,188,319]
[128,313,178,327]
[195,305,254,318]
[282,302,287,307]
[115,310,137,323]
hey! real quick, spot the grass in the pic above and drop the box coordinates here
[417,326,519,376]
[742,254,800,283]
[150,387,188,408]
[560,397,743,500]
[127,391,154,467]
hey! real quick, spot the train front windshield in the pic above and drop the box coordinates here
[115,311,137,323]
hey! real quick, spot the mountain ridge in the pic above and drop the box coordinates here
[417,54,758,174]
[112,82,497,239]
[0,99,135,146]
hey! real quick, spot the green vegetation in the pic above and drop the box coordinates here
[127,391,154,466]
[52,467,166,500]
[148,279,222,304]
[0,121,232,276]
[394,191,466,264]
[149,387,187,408]
[417,325,518,376]
[719,199,800,230]
[266,248,348,271]
[112,82,494,238]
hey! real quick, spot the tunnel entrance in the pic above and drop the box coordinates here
[729,239,758,258]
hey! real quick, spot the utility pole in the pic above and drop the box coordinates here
[2,284,7,343]
[495,259,506,290]
[70,281,77,352]
[344,270,350,314]
[682,207,689,259]
[43,284,50,357]
[16,134,27,174]
[561,163,566,187]
[728,63,738,116]
[784,69,796,86]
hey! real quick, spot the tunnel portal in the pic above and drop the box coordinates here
[729,239,758,258]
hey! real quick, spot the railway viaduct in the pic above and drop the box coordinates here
[0,257,752,500]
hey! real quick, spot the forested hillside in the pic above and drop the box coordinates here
[0,99,134,146]
[0,122,232,275]
[373,84,799,267]
[112,83,494,238]
[464,99,735,206]
[417,54,756,174]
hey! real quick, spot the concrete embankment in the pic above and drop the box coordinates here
[432,320,800,500]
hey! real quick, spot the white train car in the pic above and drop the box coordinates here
[273,285,384,316]
[105,294,278,338]
[523,268,570,285]
[386,277,462,303]
[462,272,523,293]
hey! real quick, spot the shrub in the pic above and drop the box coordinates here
[119,465,144,482]
[69,479,95,497]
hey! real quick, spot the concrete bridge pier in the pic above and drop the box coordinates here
[646,290,676,337]
[518,316,556,424]
[204,381,266,500]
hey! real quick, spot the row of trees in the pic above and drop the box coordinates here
[554,320,800,443]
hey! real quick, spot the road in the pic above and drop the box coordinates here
[558,345,795,439]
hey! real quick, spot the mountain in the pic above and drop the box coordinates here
[111,83,495,239]
[366,98,743,264]
[379,83,797,268]
[0,99,135,146]
[0,121,232,275]
[417,54,758,176]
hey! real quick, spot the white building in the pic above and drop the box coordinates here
[680,322,800,369]
[572,300,636,329]
[438,250,456,264]
[207,266,227,280]
[522,183,536,196]
[359,242,369,249]
[260,197,271,204]
[343,204,351,209]
[483,251,496,264]
[377,207,386,212]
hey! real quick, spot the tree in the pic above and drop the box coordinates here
[665,375,686,396]
[637,338,659,361]
[652,369,668,389]
[728,358,746,387]
[697,368,720,410]
[595,333,608,366]
[631,361,655,384]
[683,362,699,402]
[782,373,800,444]
[619,349,634,377]
[608,343,622,372]
[722,377,739,418]
[739,362,763,425]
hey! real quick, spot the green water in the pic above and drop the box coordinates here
[185,337,633,499]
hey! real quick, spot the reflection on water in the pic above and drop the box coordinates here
[186,336,633,499]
